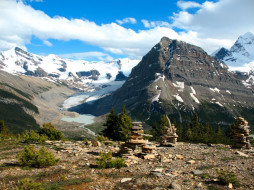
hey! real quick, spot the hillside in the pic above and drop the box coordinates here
[0,139,254,189]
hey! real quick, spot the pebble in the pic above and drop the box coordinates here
[192,170,203,175]
[121,178,132,183]
[169,181,182,190]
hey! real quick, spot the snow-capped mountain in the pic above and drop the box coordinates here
[73,37,254,127]
[212,32,254,88]
[0,47,140,89]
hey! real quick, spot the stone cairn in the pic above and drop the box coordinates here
[118,122,156,160]
[160,116,178,146]
[232,117,252,149]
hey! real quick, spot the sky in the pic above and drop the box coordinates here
[0,0,254,61]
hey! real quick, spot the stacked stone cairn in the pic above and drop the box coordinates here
[232,117,252,149]
[160,116,178,147]
[118,122,156,160]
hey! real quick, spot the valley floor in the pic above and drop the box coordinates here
[0,140,254,189]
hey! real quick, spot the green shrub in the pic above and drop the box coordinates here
[97,135,109,142]
[18,145,59,168]
[16,178,43,190]
[39,123,63,140]
[97,152,126,169]
[217,169,240,188]
[21,130,48,144]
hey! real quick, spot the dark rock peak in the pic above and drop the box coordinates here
[213,47,231,62]
[76,70,100,80]
[115,71,127,81]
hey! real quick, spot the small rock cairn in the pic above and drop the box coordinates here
[118,122,156,160]
[232,117,252,149]
[160,116,178,146]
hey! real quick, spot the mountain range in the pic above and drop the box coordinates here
[72,35,254,128]
[0,32,254,132]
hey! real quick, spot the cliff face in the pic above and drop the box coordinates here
[73,37,254,126]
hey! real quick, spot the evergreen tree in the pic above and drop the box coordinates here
[102,106,132,141]
[102,108,119,140]
[152,115,168,141]
[0,120,11,137]
[118,106,132,141]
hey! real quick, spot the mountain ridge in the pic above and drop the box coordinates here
[72,37,254,128]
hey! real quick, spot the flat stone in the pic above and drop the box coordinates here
[235,151,249,157]
[228,183,233,189]
[121,178,132,183]
[169,182,182,190]
[192,170,203,175]
[152,168,163,173]
[187,160,195,164]
[176,155,184,159]
[151,172,163,177]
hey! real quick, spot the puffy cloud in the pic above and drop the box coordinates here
[177,1,201,10]
[116,17,137,25]
[60,51,113,61]
[141,20,170,28]
[173,0,254,42]
[0,0,179,58]
[1,0,253,59]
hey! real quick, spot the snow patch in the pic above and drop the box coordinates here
[172,94,184,103]
[190,93,200,104]
[152,90,161,102]
[209,87,220,93]
[173,81,184,92]
[215,102,223,107]
[190,86,196,95]
[226,90,231,94]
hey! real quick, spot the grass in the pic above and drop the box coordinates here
[197,165,217,170]
[84,122,105,135]
[42,177,93,189]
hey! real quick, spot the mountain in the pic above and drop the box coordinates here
[73,37,254,127]
[212,32,254,89]
[0,47,139,90]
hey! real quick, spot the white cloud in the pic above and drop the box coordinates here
[173,0,254,47]
[60,51,113,61]
[177,1,201,10]
[141,20,170,28]
[0,0,254,59]
[43,40,52,47]
[116,17,137,25]
[0,0,179,58]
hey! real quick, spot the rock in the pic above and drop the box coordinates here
[92,139,101,147]
[152,168,163,173]
[121,178,132,183]
[192,170,203,175]
[169,181,182,190]
[144,154,155,160]
[151,172,163,177]
[235,151,249,157]
[150,168,163,177]
[228,183,233,189]
[196,182,202,188]
[187,160,195,164]
[176,155,184,160]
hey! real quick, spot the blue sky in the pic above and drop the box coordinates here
[0,0,254,61]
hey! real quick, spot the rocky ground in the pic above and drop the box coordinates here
[0,140,254,190]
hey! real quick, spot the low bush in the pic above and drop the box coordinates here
[21,130,48,144]
[217,169,240,188]
[18,145,59,168]
[16,178,43,190]
[97,135,110,142]
[97,152,126,169]
[39,123,63,140]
